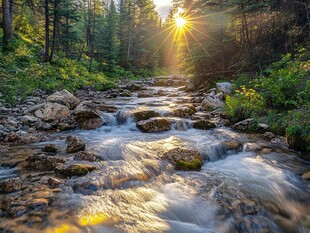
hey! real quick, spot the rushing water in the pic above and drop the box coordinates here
[0,77,309,233]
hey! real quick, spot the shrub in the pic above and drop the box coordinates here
[224,85,265,122]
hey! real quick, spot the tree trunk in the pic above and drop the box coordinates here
[50,0,58,61]
[44,0,50,62]
[2,0,13,47]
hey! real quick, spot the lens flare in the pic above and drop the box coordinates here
[175,17,187,28]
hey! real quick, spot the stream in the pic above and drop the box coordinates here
[0,76,309,233]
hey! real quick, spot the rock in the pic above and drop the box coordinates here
[0,178,22,193]
[162,148,203,171]
[80,117,104,130]
[257,123,270,133]
[27,198,48,210]
[35,102,71,123]
[171,106,197,118]
[262,132,276,141]
[216,82,232,94]
[24,104,45,114]
[74,101,101,120]
[48,177,62,187]
[233,118,254,131]
[57,122,74,131]
[244,143,262,152]
[37,122,53,130]
[56,164,97,177]
[132,110,160,122]
[25,154,66,171]
[97,105,118,113]
[136,118,171,133]
[126,83,142,91]
[21,115,41,126]
[119,90,132,97]
[138,92,153,98]
[7,132,20,142]
[74,151,101,162]
[221,141,243,151]
[192,120,216,130]
[301,171,310,180]
[47,90,80,110]
[232,199,259,216]
[7,206,27,217]
[66,136,85,153]
[201,95,224,109]
[42,144,58,153]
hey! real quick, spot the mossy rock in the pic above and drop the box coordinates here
[172,106,197,118]
[162,147,203,171]
[132,110,160,122]
[56,164,97,177]
[192,120,216,130]
[136,117,170,133]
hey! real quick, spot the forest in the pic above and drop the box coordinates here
[0,0,310,232]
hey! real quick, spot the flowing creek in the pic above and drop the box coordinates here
[0,77,309,233]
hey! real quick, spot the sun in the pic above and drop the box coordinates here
[175,17,187,28]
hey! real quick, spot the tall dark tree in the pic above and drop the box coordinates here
[2,0,13,47]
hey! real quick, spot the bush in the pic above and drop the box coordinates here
[224,85,265,122]
[257,52,310,110]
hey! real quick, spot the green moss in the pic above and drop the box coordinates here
[175,157,203,171]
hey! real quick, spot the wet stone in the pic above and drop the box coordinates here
[136,118,171,133]
[25,154,66,171]
[162,148,203,171]
[56,163,97,177]
[74,151,102,162]
[0,178,22,193]
[66,136,86,153]
[42,144,58,153]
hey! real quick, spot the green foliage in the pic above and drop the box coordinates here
[257,53,310,110]
[224,85,265,122]
[0,38,114,104]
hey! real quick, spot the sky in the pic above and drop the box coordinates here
[154,0,173,19]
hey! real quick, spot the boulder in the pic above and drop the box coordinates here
[119,90,132,97]
[7,132,21,142]
[162,148,203,171]
[42,144,58,153]
[0,178,22,193]
[66,136,85,153]
[74,151,101,162]
[21,115,41,126]
[80,117,104,130]
[216,82,232,94]
[221,141,243,151]
[132,110,160,122]
[233,118,254,131]
[48,177,63,187]
[24,154,66,171]
[97,105,118,113]
[35,102,71,123]
[126,83,142,91]
[257,123,270,133]
[56,164,97,177]
[74,101,101,120]
[136,118,171,133]
[171,106,197,118]
[201,96,225,109]
[47,90,80,110]
[262,132,276,141]
[138,92,153,98]
[192,120,216,130]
